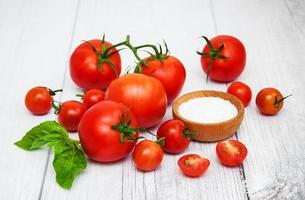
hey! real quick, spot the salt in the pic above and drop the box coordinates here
[178,97,238,123]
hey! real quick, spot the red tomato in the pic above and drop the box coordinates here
[199,35,246,82]
[227,82,252,107]
[78,101,139,162]
[82,89,105,108]
[57,100,87,132]
[132,140,164,172]
[256,87,290,115]
[157,119,192,154]
[70,39,121,90]
[140,56,186,103]
[25,87,62,115]
[216,140,248,167]
[105,73,167,128]
[178,154,210,177]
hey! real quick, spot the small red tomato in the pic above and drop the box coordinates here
[227,82,252,107]
[25,87,62,115]
[178,154,210,177]
[132,140,164,172]
[256,87,291,115]
[56,100,87,132]
[81,89,105,108]
[216,140,248,167]
[157,119,192,154]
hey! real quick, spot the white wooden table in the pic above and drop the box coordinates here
[1,0,305,199]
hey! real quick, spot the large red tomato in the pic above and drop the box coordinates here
[70,39,121,90]
[78,101,139,162]
[105,73,167,128]
[140,56,186,103]
[199,35,246,82]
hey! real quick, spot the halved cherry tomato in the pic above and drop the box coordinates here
[227,81,252,107]
[256,87,291,115]
[25,86,62,115]
[216,140,248,167]
[132,140,164,172]
[55,100,87,132]
[178,154,210,177]
[80,89,105,108]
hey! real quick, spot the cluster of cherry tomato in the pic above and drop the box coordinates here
[24,34,290,181]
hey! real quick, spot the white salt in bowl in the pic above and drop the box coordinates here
[172,90,244,142]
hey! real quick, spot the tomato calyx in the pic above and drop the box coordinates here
[155,137,165,147]
[183,127,197,138]
[46,88,63,96]
[51,101,62,115]
[274,94,292,108]
[197,36,228,82]
[76,93,84,100]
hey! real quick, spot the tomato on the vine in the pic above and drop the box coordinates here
[25,86,62,115]
[132,139,164,172]
[256,87,291,115]
[227,81,252,107]
[78,101,139,162]
[54,100,87,132]
[139,55,186,103]
[216,140,248,167]
[198,35,246,82]
[178,154,210,177]
[78,88,105,108]
[70,39,121,90]
[157,119,193,154]
[105,73,167,128]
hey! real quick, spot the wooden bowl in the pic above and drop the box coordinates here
[172,90,244,142]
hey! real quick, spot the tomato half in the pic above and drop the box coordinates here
[178,154,210,177]
[78,101,139,162]
[216,140,248,167]
[70,39,121,90]
[157,119,191,154]
[199,35,246,82]
[82,88,105,108]
[105,73,167,128]
[140,56,186,103]
[227,81,252,107]
[256,87,290,115]
[132,140,164,172]
[57,100,87,132]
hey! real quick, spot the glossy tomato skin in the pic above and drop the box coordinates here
[78,101,139,162]
[132,140,164,172]
[201,35,246,82]
[256,88,283,115]
[70,39,121,90]
[105,73,167,128]
[141,56,186,103]
[216,140,248,167]
[82,89,105,108]
[157,119,190,154]
[178,154,210,177]
[25,87,53,115]
[58,100,87,132]
[227,82,252,107]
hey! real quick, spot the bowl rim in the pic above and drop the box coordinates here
[172,90,244,126]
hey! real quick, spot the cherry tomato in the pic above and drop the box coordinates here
[178,154,210,177]
[56,100,87,132]
[140,56,186,103]
[216,140,248,167]
[132,140,164,172]
[227,82,252,107]
[81,89,105,108]
[105,73,167,128]
[256,87,290,115]
[78,101,139,162]
[157,119,192,154]
[199,35,246,82]
[25,87,62,115]
[70,39,121,90]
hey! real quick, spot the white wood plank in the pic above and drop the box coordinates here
[211,0,305,199]
[0,0,78,199]
[41,0,246,199]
